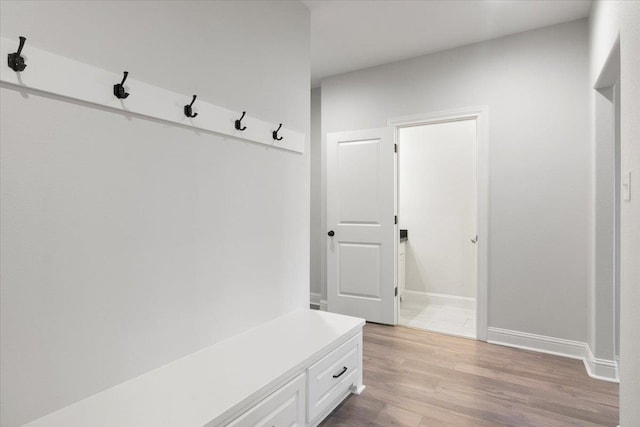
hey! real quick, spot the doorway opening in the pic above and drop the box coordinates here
[389,107,489,340]
[397,119,477,338]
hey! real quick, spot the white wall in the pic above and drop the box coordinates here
[310,88,322,299]
[398,120,477,297]
[320,20,590,342]
[589,2,640,424]
[0,2,310,426]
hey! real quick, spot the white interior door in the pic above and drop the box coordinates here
[327,128,395,324]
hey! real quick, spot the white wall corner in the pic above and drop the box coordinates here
[584,344,620,383]
[310,292,327,311]
[487,327,618,383]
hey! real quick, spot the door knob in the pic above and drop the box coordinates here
[328,230,335,237]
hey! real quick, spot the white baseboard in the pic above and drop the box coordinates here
[403,290,475,310]
[310,292,327,311]
[351,384,366,395]
[487,327,618,383]
[487,327,586,359]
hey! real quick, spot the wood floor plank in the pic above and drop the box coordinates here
[320,323,618,427]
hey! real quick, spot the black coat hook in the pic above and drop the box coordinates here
[113,71,130,99]
[235,111,247,131]
[184,95,198,118]
[272,123,283,141]
[8,36,27,72]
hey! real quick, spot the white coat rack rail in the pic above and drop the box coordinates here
[0,36,305,154]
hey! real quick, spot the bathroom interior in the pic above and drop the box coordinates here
[397,118,478,339]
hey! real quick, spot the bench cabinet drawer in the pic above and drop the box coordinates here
[227,373,305,427]
[307,334,361,423]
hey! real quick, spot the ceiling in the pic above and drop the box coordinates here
[303,0,592,87]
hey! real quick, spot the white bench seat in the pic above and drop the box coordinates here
[24,309,365,427]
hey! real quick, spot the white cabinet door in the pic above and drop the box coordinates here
[306,334,360,423]
[226,374,305,427]
[327,128,395,324]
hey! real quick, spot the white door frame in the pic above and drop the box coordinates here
[388,106,489,341]
[592,38,621,374]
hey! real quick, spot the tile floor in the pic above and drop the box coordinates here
[399,293,476,339]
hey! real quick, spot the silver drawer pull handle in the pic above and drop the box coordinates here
[333,366,348,378]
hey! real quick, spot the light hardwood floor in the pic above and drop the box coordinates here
[321,323,619,427]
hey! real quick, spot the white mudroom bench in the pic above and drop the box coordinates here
[23,309,365,427]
